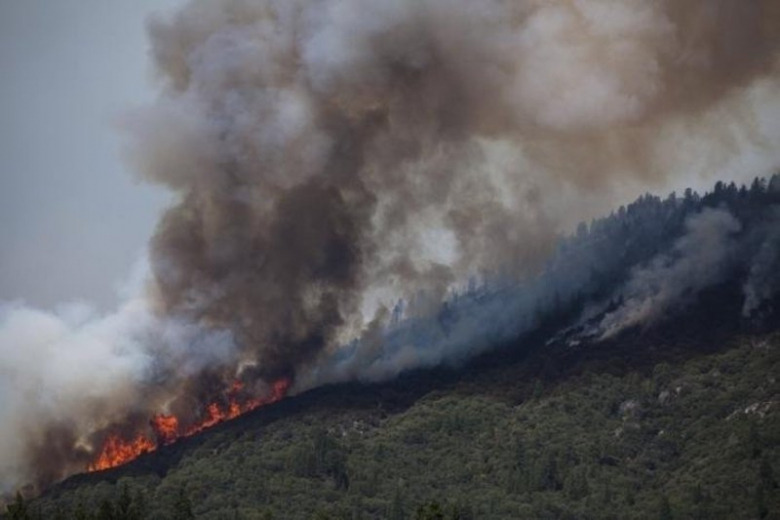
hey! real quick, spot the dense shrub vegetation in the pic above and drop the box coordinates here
[8,329,779,519]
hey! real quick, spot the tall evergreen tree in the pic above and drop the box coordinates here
[172,488,194,520]
[7,492,29,520]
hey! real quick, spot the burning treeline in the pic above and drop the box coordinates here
[87,379,290,472]
[1,0,780,494]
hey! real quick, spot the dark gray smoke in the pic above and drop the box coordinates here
[128,0,780,379]
[1,0,780,494]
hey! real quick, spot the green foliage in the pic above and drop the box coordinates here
[96,498,114,520]
[72,502,90,520]
[172,488,194,520]
[658,495,672,520]
[15,333,780,519]
[414,502,444,520]
[413,502,467,520]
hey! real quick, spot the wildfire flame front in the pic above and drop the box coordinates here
[87,378,291,472]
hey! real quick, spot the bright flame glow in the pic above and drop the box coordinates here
[87,379,291,472]
[87,435,155,472]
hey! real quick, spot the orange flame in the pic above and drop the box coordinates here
[87,378,291,472]
[151,414,180,445]
[87,434,155,472]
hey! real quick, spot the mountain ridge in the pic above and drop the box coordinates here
[28,277,780,518]
[7,178,780,519]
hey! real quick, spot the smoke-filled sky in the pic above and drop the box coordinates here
[1,0,779,311]
[1,0,780,495]
[0,1,184,309]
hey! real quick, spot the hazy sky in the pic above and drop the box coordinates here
[0,1,184,309]
[1,1,778,312]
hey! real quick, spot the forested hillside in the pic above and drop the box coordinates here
[311,176,780,384]
[5,179,780,519]
[13,328,780,519]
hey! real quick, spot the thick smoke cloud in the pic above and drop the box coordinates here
[0,271,236,491]
[127,0,779,378]
[1,0,780,493]
[0,300,149,491]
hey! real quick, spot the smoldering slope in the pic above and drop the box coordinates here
[303,185,780,387]
[1,0,780,493]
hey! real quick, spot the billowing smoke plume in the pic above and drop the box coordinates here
[0,269,237,491]
[126,0,779,380]
[2,0,780,493]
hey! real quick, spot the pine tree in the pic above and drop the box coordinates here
[172,488,194,520]
[96,498,115,520]
[52,505,67,520]
[749,422,762,459]
[131,489,149,520]
[536,451,561,491]
[658,495,672,520]
[388,485,405,520]
[754,485,768,519]
[73,501,91,520]
[115,484,133,520]
[7,492,29,520]
[414,502,444,520]
[508,438,529,494]
[759,458,776,490]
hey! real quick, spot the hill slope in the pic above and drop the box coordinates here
[20,322,780,519]
[8,179,780,519]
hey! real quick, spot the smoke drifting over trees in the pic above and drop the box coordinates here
[302,180,780,386]
[596,207,742,339]
[128,0,780,384]
[1,0,780,493]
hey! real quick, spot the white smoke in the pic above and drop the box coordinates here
[742,207,780,317]
[596,208,742,339]
[127,0,780,366]
[0,263,235,492]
